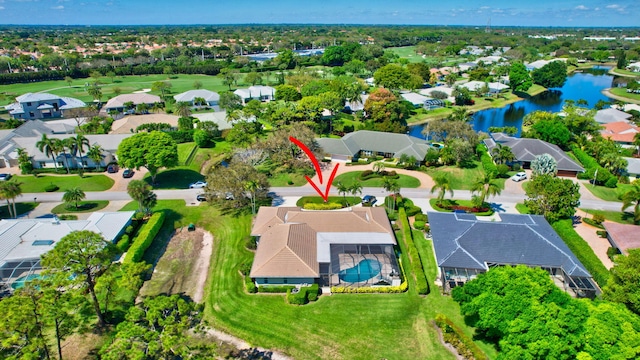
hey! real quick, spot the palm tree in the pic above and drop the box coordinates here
[59,138,74,173]
[336,181,350,206]
[127,180,150,213]
[0,181,22,218]
[372,162,385,174]
[621,180,640,224]
[63,187,86,210]
[193,97,207,107]
[245,180,260,214]
[71,134,90,171]
[491,143,515,165]
[87,144,104,171]
[349,182,363,203]
[383,177,400,211]
[151,102,164,114]
[448,107,471,122]
[175,101,192,118]
[471,174,502,207]
[431,174,453,205]
[36,134,60,171]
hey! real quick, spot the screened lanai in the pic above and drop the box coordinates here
[324,244,401,287]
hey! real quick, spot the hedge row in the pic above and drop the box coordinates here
[286,284,320,305]
[478,144,498,176]
[572,146,617,187]
[331,281,408,293]
[303,202,343,210]
[360,169,399,180]
[117,234,130,253]
[398,208,429,295]
[123,211,166,263]
[258,285,296,293]
[551,219,610,287]
[435,314,488,360]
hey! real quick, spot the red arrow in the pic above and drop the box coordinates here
[289,136,340,202]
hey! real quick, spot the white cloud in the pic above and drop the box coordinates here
[480,6,489,10]
[575,5,588,10]
[492,9,504,13]
[0,6,4,9]
[51,4,63,9]
[606,4,620,9]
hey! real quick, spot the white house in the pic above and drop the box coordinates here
[627,62,640,72]
[103,93,162,114]
[233,85,276,105]
[400,92,430,107]
[5,93,85,120]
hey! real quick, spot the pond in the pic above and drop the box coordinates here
[409,67,622,139]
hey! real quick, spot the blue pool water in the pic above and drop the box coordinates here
[339,259,382,283]
[10,274,41,290]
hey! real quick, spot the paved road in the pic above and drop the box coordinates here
[20,185,625,213]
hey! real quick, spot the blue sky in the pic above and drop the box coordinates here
[0,0,638,26]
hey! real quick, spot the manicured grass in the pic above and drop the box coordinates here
[296,196,362,207]
[423,161,484,190]
[177,142,198,166]
[407,107,451,124]
[143,167,205,189]
[16,174,114,192]
[333,171,421,188]
[551,219,610,288]
[51,200,109,214]
[429,199,494,216]
[581,209,637,225]
[0,202,38,219]
[583,183,631,202]
[268,172,308,187]
[610,87,640,102]
[515,203,531,214]
[190,141,231,172]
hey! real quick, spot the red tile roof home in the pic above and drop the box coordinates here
[603,221,640,255]
[601,121,640,144]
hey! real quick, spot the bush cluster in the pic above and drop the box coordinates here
[303,202,343,210]
[331,281,408,293]
[607,247,620,261]
[117,234,130,252]
[435,314,488,360]
[582,217,605,229]
[572,146,617,187]
[398,208,429,295]
[44,184,59,192]
[359,170,399,180]
[596,230,608,238]
[286,284,320,305]
[478,144,498,176]
[123,211,166,263]
[413,221,426,230]
[414,213,428,222]
[402,198,423,216]
[258,285,296,293]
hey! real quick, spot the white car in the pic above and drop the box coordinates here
[511,172,527,182]
[189,181,207,189]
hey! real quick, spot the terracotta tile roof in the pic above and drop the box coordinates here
[601,121,640,143]
[603,221,640,255]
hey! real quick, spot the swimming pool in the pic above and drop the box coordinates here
[339,259,382,283]
[10,274,41,290]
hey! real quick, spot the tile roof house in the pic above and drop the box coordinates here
[484,133,584,176]
[5,93,86,120]
[594,108,633,124]
[316,130,432,162]
[103,93,162,113]
[0,211,134,293]
[233,85,276,105]
[603,222,640,255]
[173,89,220,109]
[249,207,400,288]
[600,121,640,145]
[429,212,598,297]
[0,120,75,169]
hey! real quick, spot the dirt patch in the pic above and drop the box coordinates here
[61,332,105,360]
[139,228,213,302]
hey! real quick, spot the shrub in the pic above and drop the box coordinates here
[435,314,488,360]
[582,218,605,229]
[596,230,608,238]
[413,220,426,230]
[134,211,145,221]
[124,211,166,263]
[361,170,374,178]
[512,163,522,171]
[496,164,510,178]
[258,285,296,293]
[45,184,59,192]
[592,214,606,225]
[331,281,408,293]
[478,144,497,176]
[125,225,134,235]
[286,289,307,305]
[117,234,130,252]
[414,213,428,222]
[605,176,618,188]
[58,214,77,220]
[391,223,400,231]
[607,247,621,261]
[405,205,422,217]
[245,236,257,250]
[424,225,431,233]
[306,284,319,301]
[398,208,429,295]
[303,202,343,210]
[245,277,257,293]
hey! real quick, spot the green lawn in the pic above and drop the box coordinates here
[581,209,638,225]
[51,200,109,214]
[268,172,309,187]
[333,171,421,188]
[516,203,531,214]
[610,87,640,102]
[144,167,205,189]
[583,183,632,202]
[190,141,232,172]
[423,162,484,190]
[177,142,198,166]
[16,174,114,192]
[0,202,38,219]
[0,74,243,107]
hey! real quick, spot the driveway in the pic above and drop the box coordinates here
[105,167,148,191]
[574,209,614,269]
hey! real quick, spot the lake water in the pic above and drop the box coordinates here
[409,67,620,139]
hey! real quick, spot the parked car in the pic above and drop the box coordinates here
[189,181,207,189]
[0,173,12,181]
[122,169,134,178]
[362,195,377,206]
[107,164,119,173]
[225,192,235,200]
[196,194,207,202]
[511,172,527,182]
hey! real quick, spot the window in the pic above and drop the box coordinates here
[32,240,54,246]
[27,102,32,106]
[38,162,45,168]
[58,161,64,167]
[283,279,288,284]
[264,278,269,284]
[29,112,35,118]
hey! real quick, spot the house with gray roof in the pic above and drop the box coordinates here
[317,130,432,162]
[400,92,430,108]
[624,157,640,179]
[5,93,86,120]
[250,207,400,288]
[173,89,220,109]
[429,212,598,297]
[484,133,584,177]
[103,93,161,114]
[233,85,276,105]
[0,211,134,294]
[594,108,633,124]
[0,120,75,169]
